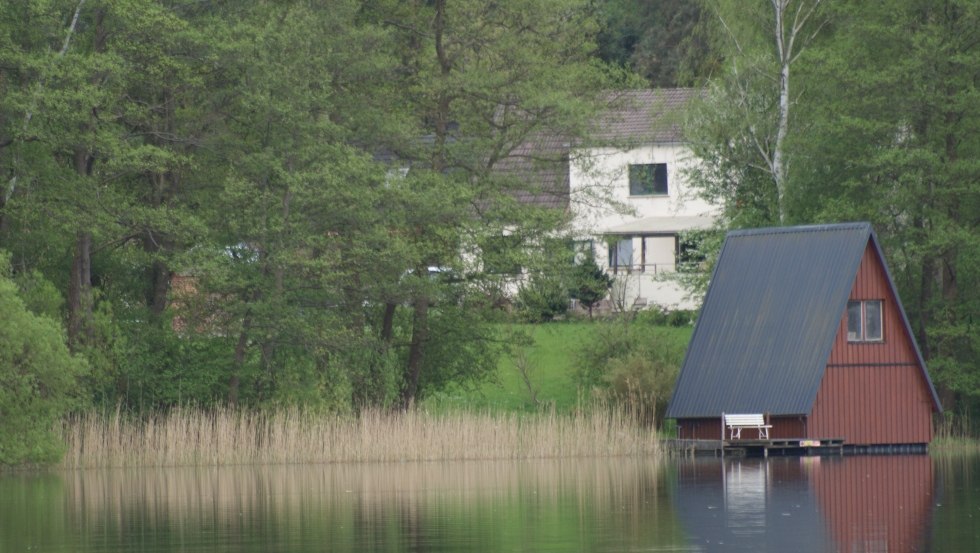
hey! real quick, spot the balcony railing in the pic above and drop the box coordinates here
[608,262,703,275]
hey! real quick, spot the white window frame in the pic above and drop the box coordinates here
[847,299,883,343]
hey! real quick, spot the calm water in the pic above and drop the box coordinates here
[2,454,979,552]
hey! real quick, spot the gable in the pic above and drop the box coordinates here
[829,243,918,365]
[666,224,871,419]
[823,240,942,413]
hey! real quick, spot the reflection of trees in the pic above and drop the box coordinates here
[49,459,680,551]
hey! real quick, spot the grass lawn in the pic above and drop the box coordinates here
[423,321,693,413]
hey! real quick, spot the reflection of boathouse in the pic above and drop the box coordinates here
[666,223,942,449]
[674,456,935,553]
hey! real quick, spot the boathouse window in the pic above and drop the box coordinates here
[628,163,668,196]
[847,300,883,342]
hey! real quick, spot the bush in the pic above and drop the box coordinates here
[516,274,569,322]
[568,253,611,319]
[574,320,685,426]
[634,307,697,327]
[0,254,86,465]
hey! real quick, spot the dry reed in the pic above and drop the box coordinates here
[60,405,660,469]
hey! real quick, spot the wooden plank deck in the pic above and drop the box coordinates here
[665,438,845,457]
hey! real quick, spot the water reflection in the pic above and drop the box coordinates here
[674,455,935,553]
[0,454,967,552]
[0,459,682,552]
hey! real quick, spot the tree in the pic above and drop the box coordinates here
[362,0,615,408]
[0,253,85,465]
[594,0,710,86]
[569,251,612,319]
[790,0,980,413]
[685,0,827,225]
[688,0,980,416]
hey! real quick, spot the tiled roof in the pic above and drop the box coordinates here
[499,88,697,208]
[494,134,570,210]
[589,88,696,144]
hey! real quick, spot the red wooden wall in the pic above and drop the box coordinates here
[808,243,934,444]
[678,416,805,441]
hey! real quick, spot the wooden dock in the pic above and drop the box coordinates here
[665,438,846,457]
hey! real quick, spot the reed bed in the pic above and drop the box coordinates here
[932,413,980,452]
[60,405,660,469]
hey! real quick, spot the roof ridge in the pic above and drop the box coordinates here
[727,222,870,238]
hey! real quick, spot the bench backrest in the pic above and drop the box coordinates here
[724,413,766,426]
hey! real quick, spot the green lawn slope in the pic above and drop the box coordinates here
[424,322,693,413]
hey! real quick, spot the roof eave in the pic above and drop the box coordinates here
[868,229,944,414]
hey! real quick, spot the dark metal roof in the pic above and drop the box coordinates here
[666,222,941,419]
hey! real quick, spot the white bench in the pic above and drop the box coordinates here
[724,413,772,440]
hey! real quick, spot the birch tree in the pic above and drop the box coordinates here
[686,0,826,224]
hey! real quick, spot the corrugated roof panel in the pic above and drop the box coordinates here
[666,223,872,418]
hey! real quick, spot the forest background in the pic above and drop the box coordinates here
[1,0,978,464]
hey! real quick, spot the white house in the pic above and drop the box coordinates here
[386,89,716,311]
[567,89,717,310]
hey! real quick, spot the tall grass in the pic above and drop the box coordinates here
[933,412,980,452]
[60,405,660,469]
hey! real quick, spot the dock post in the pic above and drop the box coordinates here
[720,412,725,458]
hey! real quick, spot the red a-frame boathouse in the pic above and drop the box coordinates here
[666,223,942,448]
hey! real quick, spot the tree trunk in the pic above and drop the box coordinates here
[771,0,791,223]
[144,89,180,319]
[229,314,252,407]
[916,249,936,361]
[66,8,105,350]
[380,301,397,348]
[401,295,429,409]
[67,230,93,350]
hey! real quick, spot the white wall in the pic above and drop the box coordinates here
[568,143,718,311]
[568,143,716,235]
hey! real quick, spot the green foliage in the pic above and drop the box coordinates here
[0,0,620,427]
[682,0,980,414]
[575,319,687,426]
[595,0,710,86]
[634,308,697,328]
[568,252,612,319]
[517,274,571,323]
[0,253,85,465]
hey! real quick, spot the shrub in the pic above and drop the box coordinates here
[568,253,612,319]
[0,254,86,465]
[516,274,569,322]
[575,320,685,426]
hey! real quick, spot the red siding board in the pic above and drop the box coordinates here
[809,243,933,445]
[680,416,805,440]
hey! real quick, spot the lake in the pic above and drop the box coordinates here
[2,454,978,552]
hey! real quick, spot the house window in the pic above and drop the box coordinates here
[847,300,883,342]
[571,239,594,265]
[676,230,710,273]
[608,238,633,271]
[628,163,668,196]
